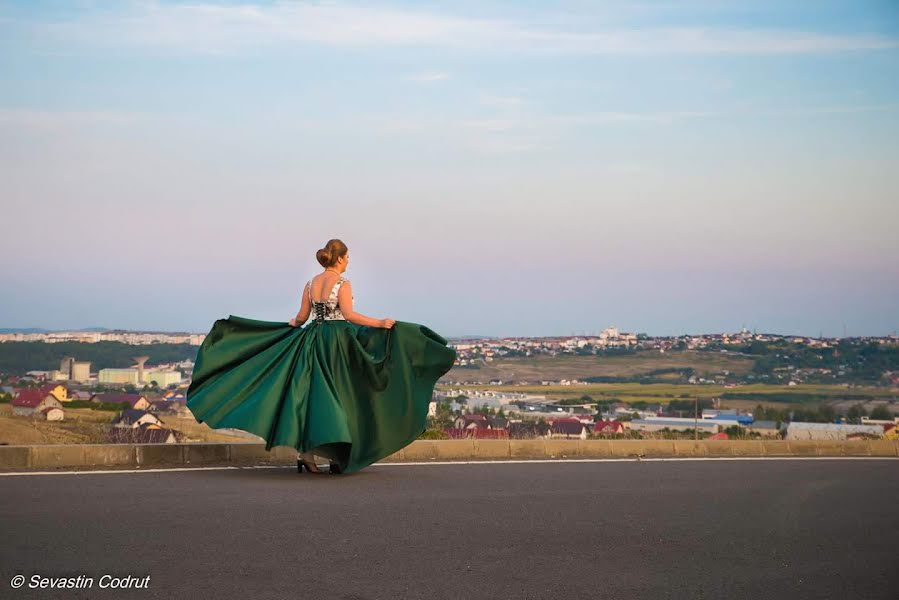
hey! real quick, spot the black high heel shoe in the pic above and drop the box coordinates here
[329,461,343,475]
[297,454,323,474]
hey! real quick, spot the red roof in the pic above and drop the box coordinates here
[551,421,586,434]
[12,389,50,408]
[91,393,146,407]
[594,420,623,432]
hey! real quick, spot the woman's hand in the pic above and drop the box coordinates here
[288,317,298,328]
[379,318,396,329]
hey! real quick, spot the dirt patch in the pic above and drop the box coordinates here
[442,350,755,383]
[0,404,257,445]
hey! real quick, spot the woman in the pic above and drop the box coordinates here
[185,238,457,475]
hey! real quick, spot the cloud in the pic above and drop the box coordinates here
[19,2,899,56]
[479,94,524,107]
[460,110,713,133]
[0,109,152,129]
[407,72,450,83]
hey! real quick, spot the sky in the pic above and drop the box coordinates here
[1,0,897,338]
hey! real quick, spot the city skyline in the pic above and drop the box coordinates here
[1,1,897,338]
[1,324,897,340]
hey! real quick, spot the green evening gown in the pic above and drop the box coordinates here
[185,309,456,474]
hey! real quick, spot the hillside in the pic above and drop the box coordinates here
[440,350,755,383]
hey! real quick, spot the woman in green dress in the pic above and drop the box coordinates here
[185,238,457,475]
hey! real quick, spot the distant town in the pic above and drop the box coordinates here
[1,325,896,448]
[3,325,899,386]
[0,329,206,345]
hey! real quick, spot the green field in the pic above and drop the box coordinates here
[440,350,755,382]
[437,382,897,411]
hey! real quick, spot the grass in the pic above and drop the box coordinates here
[439,350,756,382]
[0,404,254,446]
[435,382,897,411]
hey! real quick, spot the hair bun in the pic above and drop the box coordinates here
[316,239,347,268]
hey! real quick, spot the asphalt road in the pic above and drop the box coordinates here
[2,459,898,600]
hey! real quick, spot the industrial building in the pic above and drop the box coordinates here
[629,417,719,434]
[785,422,884,440]
[99,368,140,385]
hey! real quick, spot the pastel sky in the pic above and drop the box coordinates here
[1,1,897,338]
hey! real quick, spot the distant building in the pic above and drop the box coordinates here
[47,369,69,381]
[785,422,883,440]
[148,400,179,415]
[60,356,75,377]
[629,418,719,434]
[750,420,783,438]
[549,419,588,439]
[508,422,551,439]
[99,368,139,385]
[111,409,162,429]
[860,416,899,426]
[11,389,64,416]
[143,370,182,387]
[41,384,70,403]
[90,393,150,410]
[702,409,754,425]
[41,406,65,421]
[593,420,625,435]
[454,414,489,430]
[108,423,177,444]
[70,361,91,382]
[487,416,509,430]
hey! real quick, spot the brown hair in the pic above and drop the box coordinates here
[316,239,348,268]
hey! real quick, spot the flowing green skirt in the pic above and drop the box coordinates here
[185,316,456,474]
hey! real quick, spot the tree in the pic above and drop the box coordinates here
[846,404,867,424]
[724,425,746,438]
[818,405,837,423]
[429,401,455,429]
[870,405,893,421]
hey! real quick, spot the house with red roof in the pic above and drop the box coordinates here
[108,423,177,444]
[90,393,150,410]
[11,389,64,416]
[508,421,552,439]
[549,420,588,440]
[593,420,625,436]
[41,406,65,422]
[38,383,70,402]
[454,414,489,430]
[111,409,162,429]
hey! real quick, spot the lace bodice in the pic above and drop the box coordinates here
[308,276,354,322]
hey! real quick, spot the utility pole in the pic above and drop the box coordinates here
[694,396,699,441]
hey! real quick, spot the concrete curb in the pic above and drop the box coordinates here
[1,439,897,472]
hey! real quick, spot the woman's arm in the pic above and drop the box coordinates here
[289,281,312,327]
[338,280,395,328]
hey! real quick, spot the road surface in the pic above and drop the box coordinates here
[2,458,897,599]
